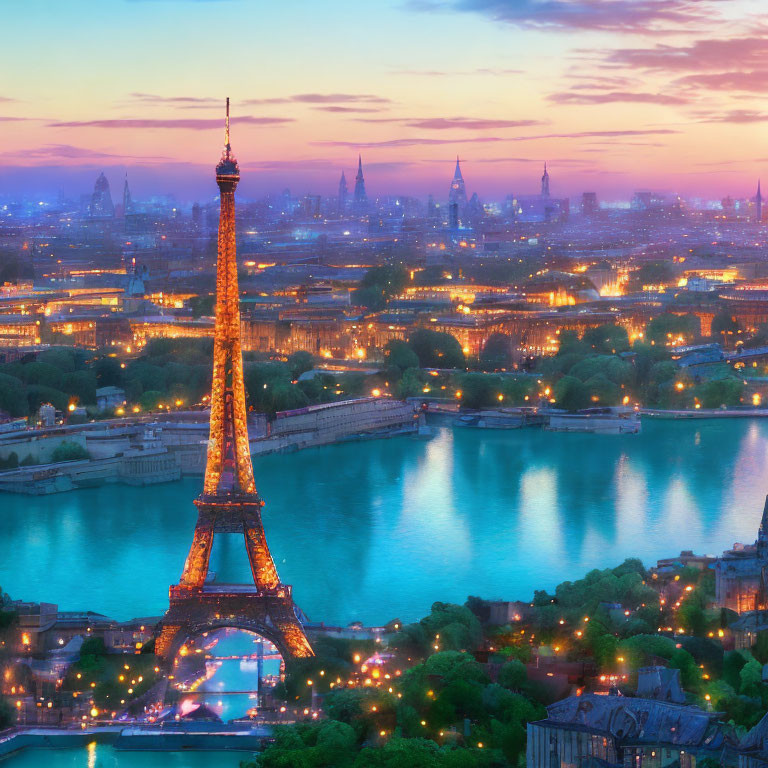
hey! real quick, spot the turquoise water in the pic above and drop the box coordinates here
[2,421,768,626]
[1,745,245,767]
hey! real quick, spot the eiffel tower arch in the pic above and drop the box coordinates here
[155,99,313,666]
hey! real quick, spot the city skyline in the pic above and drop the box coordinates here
[2,0,768,200]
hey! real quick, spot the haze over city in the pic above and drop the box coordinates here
[10,2,768,767]
[3,0,768,199]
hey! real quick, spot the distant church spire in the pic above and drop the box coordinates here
[541,162,550,198]
[123,173,133,216]
[353,154,367,210]
[449,155,467,207]
[338,169,348,215]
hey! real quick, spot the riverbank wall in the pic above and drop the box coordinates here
[0,397,418,495]
[0,724,269,758]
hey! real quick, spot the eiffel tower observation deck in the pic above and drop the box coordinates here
[155,99,314,664]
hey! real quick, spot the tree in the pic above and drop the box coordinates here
[189,294,215,318]
[582,324,630,355]
[287,351,315,380]
[568,356,631,386]
[0,697,14,729]
[138,390,165,411]
[711,310,742,342]
[669,648,700,691]
[556,330,589,357]
[453,373,499,410]
[26,385,68,413]
[497,660,527,691]
[0,373,28,416]
[408,330,465,369]
[479,333,513,370]
[353,265,409,311]
[739,657,763,698]
[584,374,621,406]
[649,361,676,385]
[38,348,76,373]
[646,313,701,346]
[397,368,427,399]
[125,361,166,394]
[697,378,743,409]
[51,441,89,463]
[500,376,536,405]
[62,370,97,405]
[22,362,65,390]
[552,375,588,412]
[754,631,768,665]
[91,356,125,388]
[629,261,674,292]
[385,340,419,372]
[677,601,708,637]
[722,651,748,690]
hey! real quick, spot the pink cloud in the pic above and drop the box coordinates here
[412,0,724,33]
[48,116,293,129]
[312,106,385,114]
[548,90,688,105]
[675,70,768,92]
[606,36,768,71]
[355,117,542,130]
[1,144,171,162]
[696,109,768,123]
[317,128,678,149]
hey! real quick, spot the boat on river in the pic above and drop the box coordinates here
[545,407,641,434]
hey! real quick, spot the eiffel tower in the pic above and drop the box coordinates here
[155,99,313,663]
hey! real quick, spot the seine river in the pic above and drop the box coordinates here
[2,420,768,626]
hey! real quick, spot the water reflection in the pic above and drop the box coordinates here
[174,629,282,722]
[2,421,768,625]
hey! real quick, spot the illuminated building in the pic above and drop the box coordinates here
[756,180,763,224]
[528,669,733,767]
[156,100,313,663]
[715,496,768,614]
[130,317,214,344]
[0,317,40,346]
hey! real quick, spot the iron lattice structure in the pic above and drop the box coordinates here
[156,100,313,663]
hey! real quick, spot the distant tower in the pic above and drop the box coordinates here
[448,202,459,230]
[353,154,367,210]
[541,162,550,198]
[122,174,133,216]
[756,180,763,223]
[449,156,467,208]
[581,192,598,215]
[427,194,438,221]
[90,172,115,218]
[338,170,348,215]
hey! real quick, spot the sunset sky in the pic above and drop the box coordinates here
[2,0,768,202]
